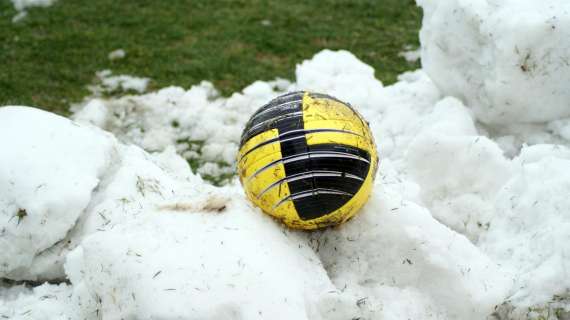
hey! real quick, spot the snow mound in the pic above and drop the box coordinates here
[65,198,334,320]
[406,98,514,242]
[482,145,570,307]
[418,0,570,125]
[4,45,570,318]
[0,107,115,280]
[68,49,570,318]
[71,50,439,182]
[315,183,510,319]
[73,79,290,183]
[0,106,206,281]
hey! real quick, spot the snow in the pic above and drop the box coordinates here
[11,11,27,23]
[3,2,570,318]
[398,46,421,62]
[315,185,510,319]
[72,79,290,181]
[65,201,333,320]
[10,0,55,22]
[88,70,150,95]
[10,0,55,12]
[418,0,570,126]
[405,99,514,242]
[0,282,75,320]
[481,145,570,307]
[108,49,126,61]
[0,107,115,281]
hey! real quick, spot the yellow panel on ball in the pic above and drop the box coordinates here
[237,91,378,230]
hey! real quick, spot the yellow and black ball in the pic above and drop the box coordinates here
[237,91,378,230]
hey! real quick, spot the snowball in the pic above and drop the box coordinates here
[418,0,570,125]
[0,107,115,280]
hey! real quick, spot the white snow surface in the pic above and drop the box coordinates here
[0,282,77,320]
[3,10,570,318]
[418,0,570,126]
[88,70,150,96]
[0,107,115,280]
[398,46,421,62]
[108,49,126,61]
[10,0,55,11]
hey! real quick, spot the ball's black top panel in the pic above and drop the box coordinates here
[240,91,305,147]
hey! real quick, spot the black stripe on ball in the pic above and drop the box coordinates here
[240,91,372,221]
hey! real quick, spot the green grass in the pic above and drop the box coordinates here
[0,0,421,116]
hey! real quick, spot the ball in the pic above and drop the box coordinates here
[237,91,378,230]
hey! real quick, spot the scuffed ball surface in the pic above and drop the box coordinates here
[237,91,378,230]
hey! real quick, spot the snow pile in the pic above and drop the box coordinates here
[0,107,208,282]
[70,50,426,183]
[314,184,510,319]
[405,98,514,242]
[482,145,570,308]
[69,48,570,318]
[3,2,570,316]
[418,0,570,126]
[0,107,336,319]
[73,75,291,182]
[65,202,333,319]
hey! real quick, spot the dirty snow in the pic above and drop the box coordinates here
[3,0,570,319]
